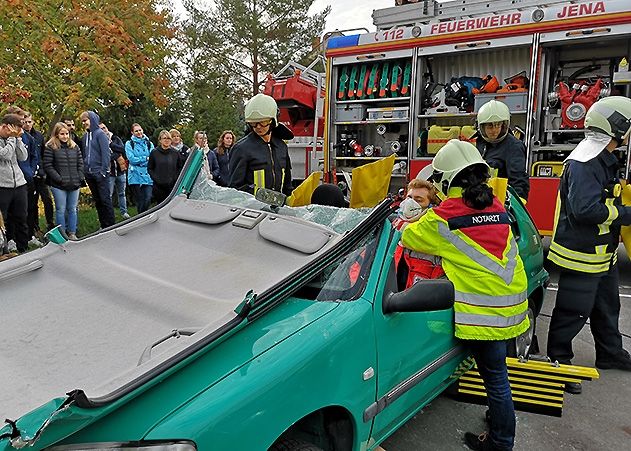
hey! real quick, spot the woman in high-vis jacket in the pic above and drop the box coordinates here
[402,139,529,451]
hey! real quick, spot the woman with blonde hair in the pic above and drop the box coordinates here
[43,122,84,240]
[148,130,184,204]
[189,130,219,182]
[212,130,234,186]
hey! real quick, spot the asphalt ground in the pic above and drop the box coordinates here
[383,244,631,450]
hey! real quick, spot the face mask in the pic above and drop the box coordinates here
[398,197,424,222]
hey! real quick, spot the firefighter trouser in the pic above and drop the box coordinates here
[547,264,623,364]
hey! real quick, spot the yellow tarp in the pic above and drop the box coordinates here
[286,171,322,207]
[622,183,631,257]
[487,177,508,205]
[349,155,396,208]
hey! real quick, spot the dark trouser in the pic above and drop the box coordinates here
[25,178,38,237]
[547,265,623,364]
[33,176,55,231]
[85,173,115,228]
[467,339,514,451]
[152,183,173,206]
[0,185,29,252]
[130,184,153,213]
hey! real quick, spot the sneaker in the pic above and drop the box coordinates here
[564,382,582,394]
[122,213,131,220]
[67,233,78,241]
[596,349,631,371]
[464,431,498,451]
[7,240,17,252]
[28,236,44,247]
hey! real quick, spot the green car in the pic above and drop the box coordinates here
[0,151,547,451]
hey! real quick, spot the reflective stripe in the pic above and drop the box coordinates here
[404,248,437,262]
[438,222,517,285]
[598,198,618,235]
[455,289,527,308]
[281,168,286,191]
[253,169,265,194]
[455,311,527,328]
[549,241,612,264]
[548,248,612,274]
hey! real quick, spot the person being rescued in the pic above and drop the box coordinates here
[392,178,445,288]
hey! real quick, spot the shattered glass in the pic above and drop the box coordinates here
[188,174,372,234]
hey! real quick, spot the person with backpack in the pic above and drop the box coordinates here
[125,123,154,213]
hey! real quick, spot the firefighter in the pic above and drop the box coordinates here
[476,100,529,201]
[401,140,529,451]
[547,96,631,394]
[229,93,293,196]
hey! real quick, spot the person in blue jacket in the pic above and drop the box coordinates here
[125,123,154,213]
[80,110,115,228]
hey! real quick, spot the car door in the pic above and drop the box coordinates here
[368,228,461,443]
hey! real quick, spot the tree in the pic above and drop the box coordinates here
[0,0,175,132]
[175,8,242,144]
[185,0,330,96]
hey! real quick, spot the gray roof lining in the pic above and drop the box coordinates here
[0,195,338,419]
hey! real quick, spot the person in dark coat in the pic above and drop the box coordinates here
[148,130,184,204]
[80,110,115,228]
[189,131,220,182]
[99,122,129,219]
[212,130,234,186]
[229,94,293,196]
[475,100,529,201]
[43,122,84,240]
[23,112,56,232]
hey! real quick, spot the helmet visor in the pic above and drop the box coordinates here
[479,120,509,143]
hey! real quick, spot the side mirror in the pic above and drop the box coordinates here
[255,188,287,209]
[383,279,454,314]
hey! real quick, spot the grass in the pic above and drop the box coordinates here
[37,187,140,240]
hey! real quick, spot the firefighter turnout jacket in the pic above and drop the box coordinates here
[402,188,529,341]
[476,134,530,201]
[549,150,631,274]
[229,127,293,196]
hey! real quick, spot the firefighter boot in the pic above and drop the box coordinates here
[464,432,501,451]
[564,382,582,394]
[596,349,631,371]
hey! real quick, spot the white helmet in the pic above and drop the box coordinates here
[244,93,279,127]
[477,100,511,143]
[431,139,489,196]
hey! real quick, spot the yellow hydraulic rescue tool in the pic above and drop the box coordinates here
[456,356,599,417]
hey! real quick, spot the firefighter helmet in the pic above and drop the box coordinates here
[584,96,631,143]
[430,139,489,196]
[244,93,278,126]
[477,100,511,143]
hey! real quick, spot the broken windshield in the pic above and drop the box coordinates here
[188,173,372,234]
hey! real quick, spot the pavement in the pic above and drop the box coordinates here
[383,244,631,450]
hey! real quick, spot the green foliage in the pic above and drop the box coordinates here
[0,0,175,132]
[184,0,330,96]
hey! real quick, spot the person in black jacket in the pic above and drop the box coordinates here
[212,130,234,187]
[43,122,84,240]
[475,100,529,201]
[148,130,184,205]
[23,112,55,231]
[229,94,293,196]
[99,122,129,219]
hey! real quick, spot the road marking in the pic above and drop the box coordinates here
[546,284,631,298]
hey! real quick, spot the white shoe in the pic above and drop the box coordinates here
[67,233,78,241]
[122,213,131,220]
[7,240,17,252]
[29,236,44,247]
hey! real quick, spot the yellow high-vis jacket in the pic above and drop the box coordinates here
[402,187,529,341]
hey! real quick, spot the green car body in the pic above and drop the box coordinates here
[0,152,547,451]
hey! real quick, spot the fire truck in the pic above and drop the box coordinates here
[263,59,326,183]
[323,0,631,234]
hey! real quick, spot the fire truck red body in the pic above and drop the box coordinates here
[322,0,631,234]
